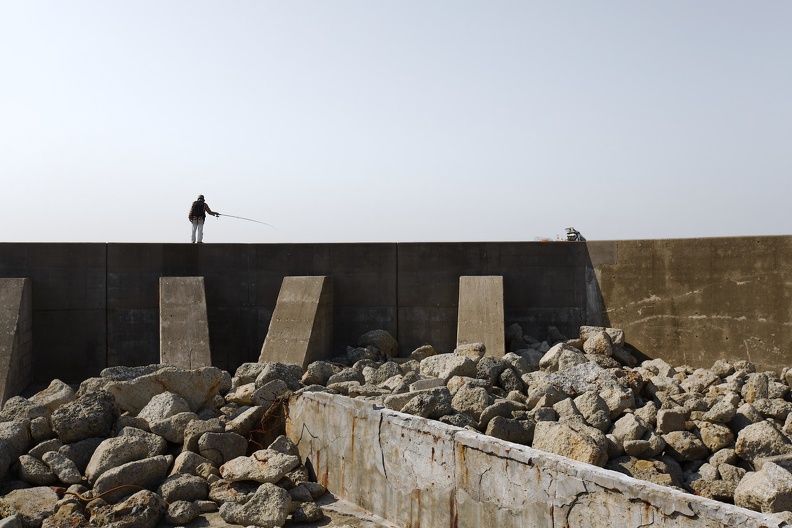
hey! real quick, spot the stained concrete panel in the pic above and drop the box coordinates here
[0,244,107,383]
[288,392,787,528]
[587,237,792,371]
[397,242,587,356]
[159,277,212,369]
[251,244,397,358]
[259,276,332,368]
[457,276,505,356]
[0,278,32,404]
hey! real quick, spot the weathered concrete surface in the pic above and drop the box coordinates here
[287,391,788,528]
[457,276,504,356]
[159,277,212,369]
[397,242,587,354]
[0,243,106,384]
[587,236,792,371]
[0,278,32,404]
[3,238,792,382]
[259,276,332,368]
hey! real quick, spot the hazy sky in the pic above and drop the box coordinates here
[2,2,790,243]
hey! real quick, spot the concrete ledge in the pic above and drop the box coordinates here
[457,276,505,356]
[0,278,32,404]
[259,276,332,368]
[287,392,787,528]
[159,277,212,369]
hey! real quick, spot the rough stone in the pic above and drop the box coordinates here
[157,473,209,503]
[88,489,167,528]
[50,391,118,443]
[220,449,301,484]
[0,487,59,528]
[451,383,491,422]
[454,342,486,360]
[85,434,156,483]
[357,329,399,358]
[137,391,191,424]
[41,450,82,484]
[662,431,709,462]
[532,420,608,467]
[149,411,200,443]
[735,421,792,464]
[218,482,293,527]
[301,361,335,385]
[420,354,477,382]
[409,344,438,361]
[91,455,173,503]
[735,462,792,514]
[485,416,535,445]
[539,343,587,372]
[165,500,201,525]
[198,431,248,467]
[583,331,613,356]
[17,454,56,485]
[104,366,229,415]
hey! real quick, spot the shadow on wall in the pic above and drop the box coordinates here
[583,242,651,364]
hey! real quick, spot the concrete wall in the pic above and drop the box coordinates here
[0,242,588,384]
[587,236,792,371]
[287,391,787,528]
[0,278,32,404]
[0,236,789,384]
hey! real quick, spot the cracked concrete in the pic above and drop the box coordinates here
[288,391,790,528]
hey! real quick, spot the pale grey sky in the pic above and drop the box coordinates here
[2,2,790,243]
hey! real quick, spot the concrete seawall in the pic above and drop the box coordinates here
[0,236,790,383]
[286,391,787,528]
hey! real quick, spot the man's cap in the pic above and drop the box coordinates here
[198,195,205,200]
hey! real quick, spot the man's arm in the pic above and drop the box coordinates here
[204,204,220,217]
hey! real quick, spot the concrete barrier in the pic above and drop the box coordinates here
[159,277,212,369]
[259,276,333,368]
[287,391,787,528]
[2,237,792,383]
[0,278,32,405]
[457,276,505,356]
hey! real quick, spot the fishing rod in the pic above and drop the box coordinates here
[218,213,277,229]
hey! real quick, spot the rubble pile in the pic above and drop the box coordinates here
[2,323,792,525]
[0,365,325,528]
[314,326,792,517]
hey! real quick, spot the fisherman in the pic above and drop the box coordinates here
[189,195,220,243]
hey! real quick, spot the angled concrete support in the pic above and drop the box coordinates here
[159,277,212,369]
[457,275,505,356]
[0,278,32,405]
[259,276,333,368]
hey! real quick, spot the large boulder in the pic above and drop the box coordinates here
[88,489,167,528]
[357,329,399,358]
[420,354,477,382]
[532,420,608,467]
[219,482,294,527]
[220,450,301,484]
[92,455,173,503]
[85,433,157,483]
[539,343,587,372]
[0,487,59,528]
[735,421,792,464]
[735,462,792,514]
[50,391,119,443]
[104,366,230,415]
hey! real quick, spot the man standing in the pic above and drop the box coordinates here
[189,195,220,243]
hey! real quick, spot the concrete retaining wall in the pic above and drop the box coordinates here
[587,237,792,371]
[0,236,790,383]
[286,391,787,528]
